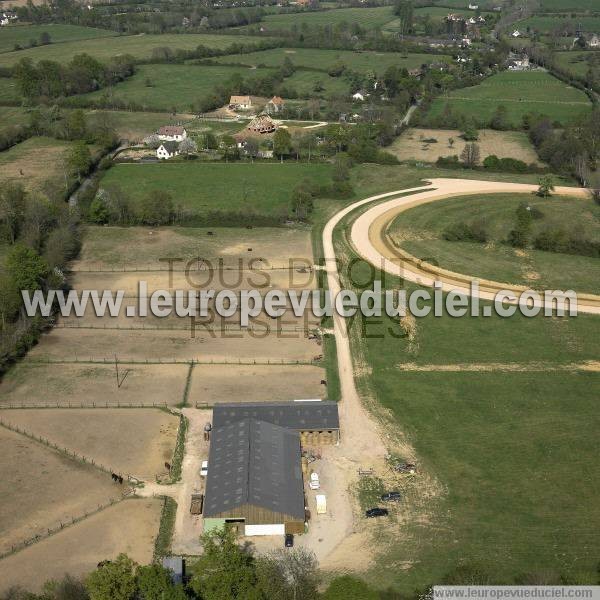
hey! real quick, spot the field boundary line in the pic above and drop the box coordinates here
[0,419,142,482]
[25,357,321,366]
[53,323,311,333]
[180,363,195,408]
[0,403,171,410]
[67,266,311,273]
[0,497,130,562]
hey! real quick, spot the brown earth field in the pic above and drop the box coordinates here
[0,408,178,480]
[55,293,320,330]
[0,362,188,407]
[188,364,326,405]
[74,226,314,270]
[69,269,318,293]
[389,128,543,165]
[0,498,162,593]
[28,328,323,363]
[0,427,121,555]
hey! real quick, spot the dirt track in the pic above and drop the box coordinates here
[349,179,600,315]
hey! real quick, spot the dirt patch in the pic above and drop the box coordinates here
[389,128,543,165]
[0,362,188,407]
[29,328,322,363]
[0,498,162,593]
[0,427,121,554]
[70,269,318,294]
[0,409,178,480]
[74,226,314,271]
[188,364,326,404]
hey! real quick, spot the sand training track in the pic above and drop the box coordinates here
[347,178,600,315]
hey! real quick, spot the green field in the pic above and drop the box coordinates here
[283,69,350,98]
[427,70,591,127]
[213,47,451,74]
[0,77,21,103]
[0,106,29,129]
[0,24,116,54]
[99,162,332,216]
[78,64,275,112]
[555,50,600,78]
[0,33,270,67]
[253,6,395,32]
[516,15,600,34]
[540,0,599,9]
[387,193,600,294]
[333,201,600,590]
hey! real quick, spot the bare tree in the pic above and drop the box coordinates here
[460,142,481,168]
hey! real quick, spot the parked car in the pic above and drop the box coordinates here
[366,507,389,518]
[285,534,294,548]
[381,491,402,502]
[200,460,208,477]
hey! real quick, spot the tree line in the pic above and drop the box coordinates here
[13,53,135,100]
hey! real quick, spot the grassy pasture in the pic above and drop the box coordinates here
[0,136,79,194]
[334,206,600,590]
[555,50,600,78]
[0,33,269,67]
[99,162,332,216]
[0,77,21,103]
[213,47,452,74]
[0,24,116,53]
[516,15,600,34]
[387,193,600,294]
[78,64,275,112]
[84,109,196,142]
[253,6,395,32]
[283,69,350,97]
[540,0,598,9]
[427,70,591,127]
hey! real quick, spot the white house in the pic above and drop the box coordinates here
[589,34,600,48]
[468,3,479,9]
[1,12,17,25]
[512,30,521,38]
[352,91,366,102]
[507,54,530,70]
[157,126,187,142]
[229,95,252,110]
[156,141,180,159]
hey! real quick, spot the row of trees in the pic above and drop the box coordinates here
[13,53,135,100]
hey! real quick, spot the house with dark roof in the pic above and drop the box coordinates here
[156,141,180,159]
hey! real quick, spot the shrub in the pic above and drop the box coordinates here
[443,220,488,243]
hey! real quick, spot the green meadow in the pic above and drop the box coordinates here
[427,70,591,127]
[0,33,270,67]
[78,64,275,112]
[0,24,116,53]
[213,47,452,74]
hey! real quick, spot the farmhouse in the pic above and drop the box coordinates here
[156,141,180,159]
[229,95,252,110]
[157,126,187,142]
[589,34,600,48]
[507,53,530,70]
[352,91,366,102]
[265,96,285,115]
[247,114,277,134]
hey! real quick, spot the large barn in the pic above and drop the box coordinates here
[203,401,340,536]
[203,418,305,536]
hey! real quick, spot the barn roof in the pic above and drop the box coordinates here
[158,125,185,135]
[203,418,304,519]
[212,401,340,431]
